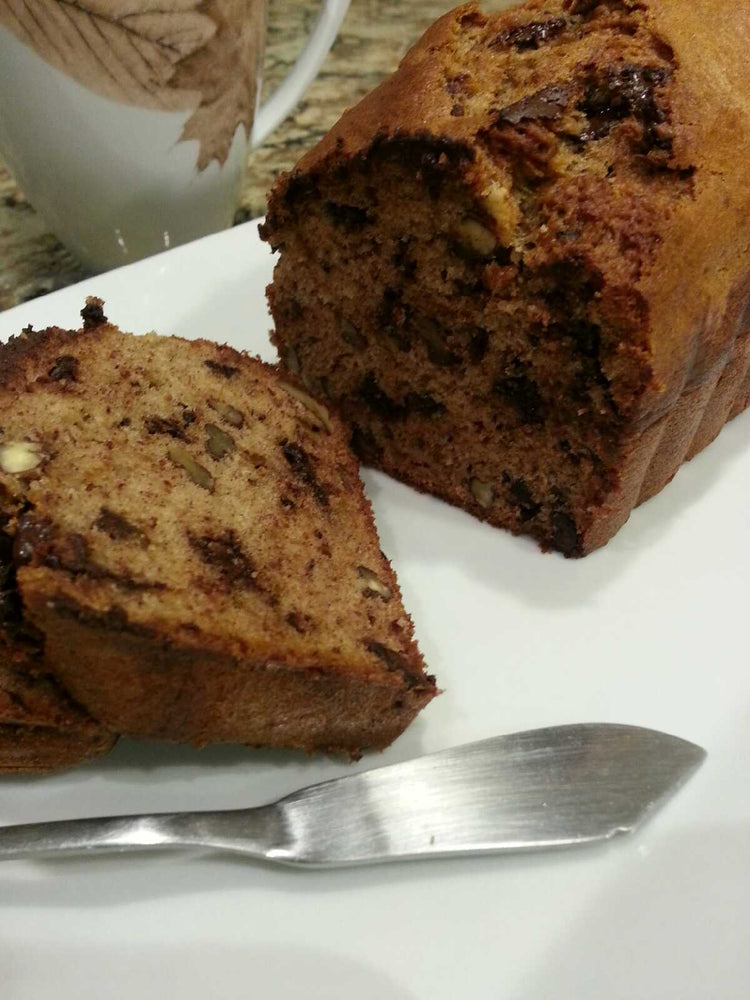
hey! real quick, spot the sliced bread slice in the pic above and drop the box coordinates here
[0,300,436,766]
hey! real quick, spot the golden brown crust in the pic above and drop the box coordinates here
[0,661,116,774]
[23,587,432,756]
[263,0,750,554]
[0,724,114,775]
[270,0,750,424]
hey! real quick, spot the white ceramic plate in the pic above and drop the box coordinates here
[1,222,748,1000]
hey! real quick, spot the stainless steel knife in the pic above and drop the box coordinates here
[0,723,704,868]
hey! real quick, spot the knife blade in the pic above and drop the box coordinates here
[0,723,705,867]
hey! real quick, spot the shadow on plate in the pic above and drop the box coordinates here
[1,815,626,911]
[507,821,750,1000]
[1,940,419,1000]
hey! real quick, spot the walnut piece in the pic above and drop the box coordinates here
[0,441,45,474]
[279,383,333,433]
[470,478,495,508]
[168,446,214,491]
[208,398,245,428]
[358,565,393,602]
[205,423,235,460]
[454,218,498,258]
[284,345,301,374]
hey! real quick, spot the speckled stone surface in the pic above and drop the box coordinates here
[0,0,511,314]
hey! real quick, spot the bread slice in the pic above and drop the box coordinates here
[262,0,750,555]
[0,299,436,766]
[1,516,115,773]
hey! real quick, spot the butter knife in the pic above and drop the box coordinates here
[0,723,705,867]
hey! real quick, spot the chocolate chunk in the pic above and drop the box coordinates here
[0,526,29,642]
[492,18,567,51]
[551,511,581,557]
[94,508,143,543]
[47,355,79,382]
[50,597,155,638]
[282,175,319,209]
[359,379,445,419]
[493,374,546,424]
[0,587,22,629]
[564,0,601,14]
[357,372,405,421]
[404,392,446,418]
[13,514,56,566]
[144,416,187,440]
[204,359,240,379]
[570,321,601,358]
[508,478,542,522]
[286,610,314,634]
[537,260,603,312]
[14,515,158,589]
[350,425,382,464]
[281,440,329,507]
[80,298,107,328]
[324,202,373,230]
[0,531,14,587]
[469,329,490,363]
[578,64,672,147]
[372,135,474,202]
[497,84,572,124]
[365,640,423,688]
[182,409,197,425]
[189,530,258,589]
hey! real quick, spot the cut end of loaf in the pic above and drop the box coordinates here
[262,0,750,555]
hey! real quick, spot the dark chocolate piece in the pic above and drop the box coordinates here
[281,440,330,507]
[188,530,259,590]
[204,359,240,379]
[497,85,573,125]
[46,356,79,382]
[492,18,567,51]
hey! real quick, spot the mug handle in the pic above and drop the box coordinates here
[251,0,351,148]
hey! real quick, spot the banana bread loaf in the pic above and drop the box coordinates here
[262,0,750,555]
[0,300,435,770]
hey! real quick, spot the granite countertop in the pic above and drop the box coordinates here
[0,0,509,314]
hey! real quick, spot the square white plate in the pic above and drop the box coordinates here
[1,222,748,1000]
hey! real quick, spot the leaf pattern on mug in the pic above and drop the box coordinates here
[0,0,265,170]
[172,0,265,170]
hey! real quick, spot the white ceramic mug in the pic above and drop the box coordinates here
[0,0,349,272]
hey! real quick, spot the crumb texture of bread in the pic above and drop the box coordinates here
[262,0,750,555]
[0,301,435,769]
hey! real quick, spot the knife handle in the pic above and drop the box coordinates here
[0,807,281,863]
